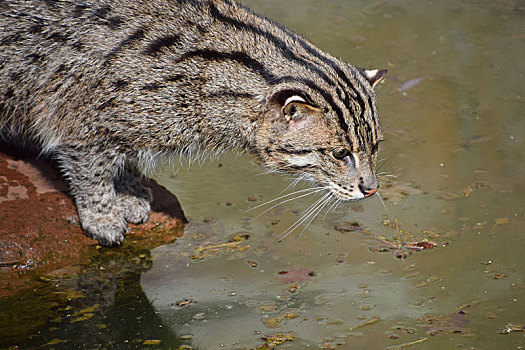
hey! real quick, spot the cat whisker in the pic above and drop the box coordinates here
[252,188,325,218]
[255,169,278,177]
[376,153,399,172]
[296,194,332,239]
[245,186,325,212]
[324,197,342,219]
[279,175,305,194]
[277,194,327,241]
[376,191,387,212]
[377,171,399,179]
[278,192,331,242]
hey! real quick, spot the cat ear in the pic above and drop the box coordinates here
[270,90,318,128]
[281,95,318,129]
[282,95,307,118]
[362,69,387,88]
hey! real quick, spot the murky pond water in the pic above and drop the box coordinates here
[2,0,524,349]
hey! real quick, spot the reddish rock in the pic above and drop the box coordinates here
[0,143,186,298]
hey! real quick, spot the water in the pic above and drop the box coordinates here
[142,0,525,348]
[2,0,524,349]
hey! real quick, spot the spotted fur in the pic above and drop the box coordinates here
[0,0,386,246]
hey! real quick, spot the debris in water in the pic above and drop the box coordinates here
[278,268,315,283]
[263,312,300,328]
[333,221,363,233]
[397,77,425,93]
[70,303,99,323]
[495,217,509,225]
[500,323,525,334]
[348,316,381,332]
[386,337,428,349]
[72,303,99,316]
[422,310,469,336]
[413,276,439,288]
[371,237,437,259]
[71,312,94,323]
[44,338,68,346]
[246,259,258,268]
[261,333,295,347]
[372,219,438,259]
[472,222,487,230]
[258,304,278,312]
[190,236,250,260]
[175,299,192,307]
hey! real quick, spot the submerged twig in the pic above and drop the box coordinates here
[348,316,381,332]
[194,239,245,251]
[386,337,428,349]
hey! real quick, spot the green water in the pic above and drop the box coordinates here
[143,0,525,348]
[2,0,524,349]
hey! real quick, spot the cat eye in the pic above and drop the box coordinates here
[332,147,350,160]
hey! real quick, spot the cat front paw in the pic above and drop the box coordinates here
[117,192,151,224]
[115,175,153,224]
[78,209,128,247]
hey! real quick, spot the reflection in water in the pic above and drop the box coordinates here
[0,247,181,349]
[143,0,525,348]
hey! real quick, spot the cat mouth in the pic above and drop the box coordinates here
[327,183,366,201]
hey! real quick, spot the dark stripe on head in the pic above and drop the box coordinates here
[141,82,164,91]
[292,35,373,145]
[368,96,379,143]
[94,6,111,19]
[208,3,336,85]
[104,28,146,62]
[208,3,355,134]
[275,148,313,155]
[176,49,274,82]
[176,48,348,142]
[287,165,312,171]
[276,146,328,156]
[144,34,181,56]
[300,80,349,136]
[165,74,185,82]
[207,91,254,99]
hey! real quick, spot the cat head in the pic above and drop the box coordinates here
[256,68,386,201]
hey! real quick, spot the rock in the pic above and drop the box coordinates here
[0,142,185,298]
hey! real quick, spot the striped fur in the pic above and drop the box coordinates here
[0,0,386,246]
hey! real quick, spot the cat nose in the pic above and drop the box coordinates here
[360,185,378,197]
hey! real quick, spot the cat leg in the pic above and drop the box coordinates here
[114,160,152,225]
[55,147,129,246]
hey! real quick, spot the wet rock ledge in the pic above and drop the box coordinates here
[0,142,186,298]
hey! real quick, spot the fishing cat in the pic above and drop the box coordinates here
[0,0,386,246]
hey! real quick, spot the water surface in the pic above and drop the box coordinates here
[143,0,525,348]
